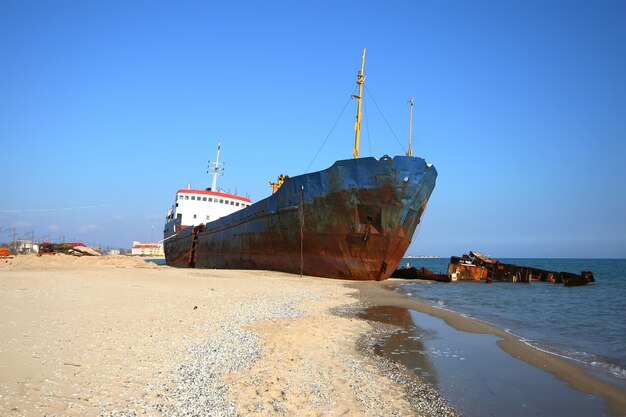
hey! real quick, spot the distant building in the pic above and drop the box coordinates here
[131,241,164,257]
[109,249,121,256]
[14,239,35,254]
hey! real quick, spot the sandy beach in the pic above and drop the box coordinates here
[1,254,624,416]
[0,254,455,417]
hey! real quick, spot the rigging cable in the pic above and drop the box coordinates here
[364,84,407,154]
[304,87,357,173]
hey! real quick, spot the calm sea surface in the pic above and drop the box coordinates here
[398,258,626,387]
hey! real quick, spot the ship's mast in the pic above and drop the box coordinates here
[207,142,225,191]
[407,97,414,157]
[352,48,366,159]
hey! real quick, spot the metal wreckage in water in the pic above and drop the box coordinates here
[446,251,595,286]
[163,49,437,281]
[393,251,595,286]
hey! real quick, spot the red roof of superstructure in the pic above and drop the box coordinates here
[177,189,252,203]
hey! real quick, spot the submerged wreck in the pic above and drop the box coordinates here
[391,265,450,282]
[447,251,595,286]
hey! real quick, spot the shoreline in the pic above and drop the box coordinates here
[351,279,626,417]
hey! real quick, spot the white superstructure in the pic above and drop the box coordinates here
[163,142,252,240]
[164,188,251,238]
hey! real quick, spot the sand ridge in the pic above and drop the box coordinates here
[1,253,158,270]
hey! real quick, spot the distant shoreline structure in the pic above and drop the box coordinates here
[405,255,441,259]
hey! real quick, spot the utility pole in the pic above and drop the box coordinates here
[29,231,35,252]
[5,228,16,254]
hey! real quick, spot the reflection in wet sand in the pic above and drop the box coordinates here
[359,305,610,417]
[359,305,438,386]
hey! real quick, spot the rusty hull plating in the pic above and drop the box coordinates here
[164,155,437,280]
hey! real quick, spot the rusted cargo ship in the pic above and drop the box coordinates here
[163,49,438,280]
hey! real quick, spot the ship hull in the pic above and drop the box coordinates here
[163,225,198,268]
[164,155,437,280]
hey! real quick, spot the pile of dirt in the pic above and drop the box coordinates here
[0,253,160,271]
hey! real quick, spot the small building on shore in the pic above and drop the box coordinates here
[131,241,164,257]
[14,239,36,254]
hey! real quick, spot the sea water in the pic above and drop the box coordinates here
[398,258,626,387]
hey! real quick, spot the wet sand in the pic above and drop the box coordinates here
[351,280,626,417]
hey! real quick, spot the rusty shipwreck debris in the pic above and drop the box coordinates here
[391,265,450,282]
[393,250,595,286]
[447,251,595,286]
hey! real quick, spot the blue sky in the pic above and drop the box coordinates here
[1,0,624,257]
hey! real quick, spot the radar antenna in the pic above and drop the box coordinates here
[207,141,225,191]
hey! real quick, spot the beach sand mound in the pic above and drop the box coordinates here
[0,253,159,270]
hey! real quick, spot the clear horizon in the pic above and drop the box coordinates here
[1,0,625,258]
